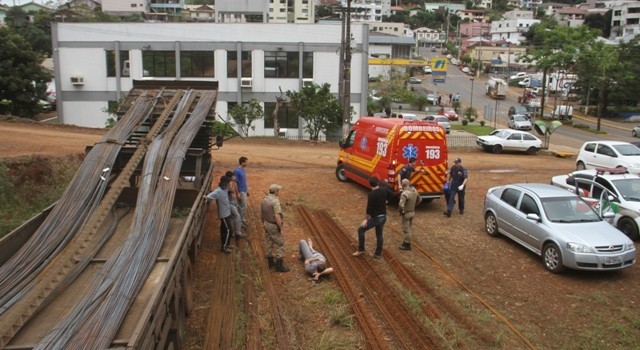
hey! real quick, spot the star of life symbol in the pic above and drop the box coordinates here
[402,144,418,160]
[360,136,367,151]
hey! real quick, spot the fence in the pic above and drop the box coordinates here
[252,132,478,148]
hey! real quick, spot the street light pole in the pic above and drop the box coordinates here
[470,78,475,111]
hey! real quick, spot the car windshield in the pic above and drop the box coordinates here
[490,130,509,139]
[513,115,527,122]
[611,178,640,201]
[443,108,455,113]
[541,197,601,223]
[515,107,526,113]
[613,144,640,156]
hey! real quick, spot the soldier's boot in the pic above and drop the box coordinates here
[275,258,290,272]
[267,257,275,269]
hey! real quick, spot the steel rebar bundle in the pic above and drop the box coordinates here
[36,90,217,349]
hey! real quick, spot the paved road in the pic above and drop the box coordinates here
[415,69,637,155]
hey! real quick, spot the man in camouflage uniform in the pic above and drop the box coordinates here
[261,184,289,272]
[398,178,422,251]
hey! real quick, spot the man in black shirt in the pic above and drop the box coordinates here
[396,157,425,190]
[353,177,388,259]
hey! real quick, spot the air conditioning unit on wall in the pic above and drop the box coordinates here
[70,76,84,86]
[302,78,313,87]
[240,78,252,88]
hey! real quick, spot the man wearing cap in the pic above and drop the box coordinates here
[444,157,468,217]
[353,177,389,259]
[205,176,234,253]
[396,157,425,190]
[398,178,422,250]
[261,184,289,272]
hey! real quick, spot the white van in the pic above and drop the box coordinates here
[553,105,573,120]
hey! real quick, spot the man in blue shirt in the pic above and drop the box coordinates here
[233,156,249,226]
[444,157,468,217]
[205,176,233,253]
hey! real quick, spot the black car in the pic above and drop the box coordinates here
[508,105,531,119]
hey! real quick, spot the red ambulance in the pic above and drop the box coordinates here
[336,117,449,201]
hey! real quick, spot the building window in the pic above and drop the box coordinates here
[264,102,299,128]
[106,50,130,77]
[265,51,296,78]
[180,51,215,77]
[143,51,176,77]
[227,51,252,78]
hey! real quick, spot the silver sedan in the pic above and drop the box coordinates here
[483,183,636,273]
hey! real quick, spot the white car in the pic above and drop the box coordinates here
[461,66,471,74]
[450,58,459,65]
[400,113,419,121]
[509,72,529,81]
[423,66,432,74]
[423,114,451,134]
[426,93,437,105]
[408,77,421,84]
[576,141,640,175]
[551,167,640,240]
[632,125,640,137]
[507,114,532,130]
[476,129,542,154]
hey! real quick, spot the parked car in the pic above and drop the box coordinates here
[483,183,636,273]
[423,66,432,74]
[400,113,419,121]
[508,105,530,119]
[575,141,640,175]
[440,107,459,121]
[450,58,459,65]
[507,114,532,130]
[423,114,451,134]
[509,72,529,81]
[408,77,421,84]
[426,93,437,105]
[551,167,640,240]
[633,126,640,137]
[461,66,471,74]
[476,129,542,154]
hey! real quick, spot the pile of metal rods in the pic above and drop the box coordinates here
[36,91,217,349]
[0,93,157,315]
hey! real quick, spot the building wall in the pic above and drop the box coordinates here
[102,0,148,14]
[52,23,367,135]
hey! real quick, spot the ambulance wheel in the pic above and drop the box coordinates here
[336,164,349,182]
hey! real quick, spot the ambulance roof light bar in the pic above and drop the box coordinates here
[595,167,629,175]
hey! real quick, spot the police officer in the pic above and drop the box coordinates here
[261,184,289,272]
[398,179,422,250]
[444,157,468,217]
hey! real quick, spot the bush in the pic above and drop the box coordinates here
[480,120,485,126]
[461,119,468,126]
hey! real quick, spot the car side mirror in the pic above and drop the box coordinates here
[215,135,224,147]
[602,211,615,219]
[526,213,541,221]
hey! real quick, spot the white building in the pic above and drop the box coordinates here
[490,18,540,44]
[341,0,391,22]
[368,22,414,38]
[101,0,149,16]
[503,9,535,20]
[611,1,640,40]
[414,27,445,48]
[51,23,368,137]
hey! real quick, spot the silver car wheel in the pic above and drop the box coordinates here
[485,212,499,237]
[543,243,565,273]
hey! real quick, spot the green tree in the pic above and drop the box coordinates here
[611,37,640,107]
[6,8,52,56]
[228,99,264,137]
[286,83,342,141]
[0,28,50,117]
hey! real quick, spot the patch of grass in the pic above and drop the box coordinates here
[572,122,607,134]
[0,155,82,238]
[452,124,494,136]
[314,329,359,350]
[328,304,355,328]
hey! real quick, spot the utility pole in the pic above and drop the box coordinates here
[340,0,352,140]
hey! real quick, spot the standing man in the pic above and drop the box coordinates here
[353,177,388,259]
[396,157,425,190]
[225,170,245,238]
[261,184,289,272]
[205,176,233,253]
[398,179,422,250]
[444,157,468,217]
[234,156,249,226]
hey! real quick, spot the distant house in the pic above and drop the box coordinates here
[456,9,487,23]
[16,1,53,23]
[183,5,215,22]
[490,17,540,45]
[414,27,445,48]
[553,7,588,27]
[0,4,9,27]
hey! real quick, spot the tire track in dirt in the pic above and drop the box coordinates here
[296,206,442,350]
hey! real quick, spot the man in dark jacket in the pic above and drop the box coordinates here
[353,177,389,259]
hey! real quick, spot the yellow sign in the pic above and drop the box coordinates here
[432,57,448,72]
[368,58,430,67]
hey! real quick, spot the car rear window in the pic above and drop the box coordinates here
[501,188,521,208]
[583,143,596,153]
